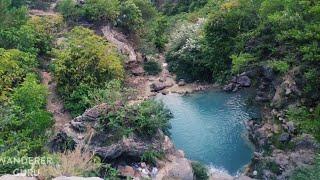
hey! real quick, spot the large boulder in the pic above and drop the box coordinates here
[156,153,193,180]
[279,133,291,143]
[150,82,166,92]
[178,79,186,86]
[223,74,252,92]
[237,75,251,87]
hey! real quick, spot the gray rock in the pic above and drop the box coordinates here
[178,79,186,86]
[70,121,86,132]
[286,121,295,134]
[279,133,291,143]
[49,131,76,153]
[231,76,237,83]
[150,82,166,92]
[237,75,251,87]
[261,66,274,80]
[223,83,235,92]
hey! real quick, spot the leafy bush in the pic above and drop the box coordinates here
[191,162,209,180]
[267,60,290,74]
[143,60,162,75]
[53,26,124,116]
[0,48,37,100]
[56,0,84,22]
[287,105,320,141]
[166,20,212,82]
[0,1,63,55]
[83,0,120,23]
[101,100,172,138]
[133,0,157,19]
[161,0,208,15]
[304,69,320,102]
[0,74,53,173]
[231,53,256,75]
[27,15,65,55]
[141,150,164,166]
[204,0,259,81]
[117,0,143,32]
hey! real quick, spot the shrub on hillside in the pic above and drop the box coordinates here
[0,48,37,100]
[101,100,172,138]
[117,0,143,32]
[191,162,209,180]
[166,20,212,82]
[0,74,53,174]
[83,0,120,23]
[53,26,124,116]
[143,60,162,75]
[287,105,320,141]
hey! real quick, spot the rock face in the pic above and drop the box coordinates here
[246,111,320,179]
[223,75,251,92]
[49,102,194,179]
[156,151,193,180]
[237,75,251,87]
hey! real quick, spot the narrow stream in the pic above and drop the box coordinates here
[157,90,260,175]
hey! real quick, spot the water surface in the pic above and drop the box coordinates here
[157,90,260,175]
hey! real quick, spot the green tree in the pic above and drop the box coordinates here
[0,74,52,174]
[84,0,120,23]
[56,0,83,22]
[117,0,143,32]
[54,27,124,116]
[204,0,259,81]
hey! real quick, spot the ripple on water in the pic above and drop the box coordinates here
[156,90,260,175]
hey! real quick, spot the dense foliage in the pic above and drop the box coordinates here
[287,105,320,141]
[0,49,37,100]
[165,0,320,93]
[143,60,162,75]
[53,26,124,116]
[158,0,208,15]
[0,0,60,174]
[0,74,53,174]
[191,162,209,180]
[101,100,172,138]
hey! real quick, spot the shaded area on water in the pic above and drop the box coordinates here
[157,90,260,175]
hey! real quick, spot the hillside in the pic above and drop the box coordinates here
[0,0,319,179]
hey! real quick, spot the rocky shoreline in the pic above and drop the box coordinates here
[223,67,320,180]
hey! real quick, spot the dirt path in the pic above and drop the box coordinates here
[30,1,72,132]
[41,71,72,131]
